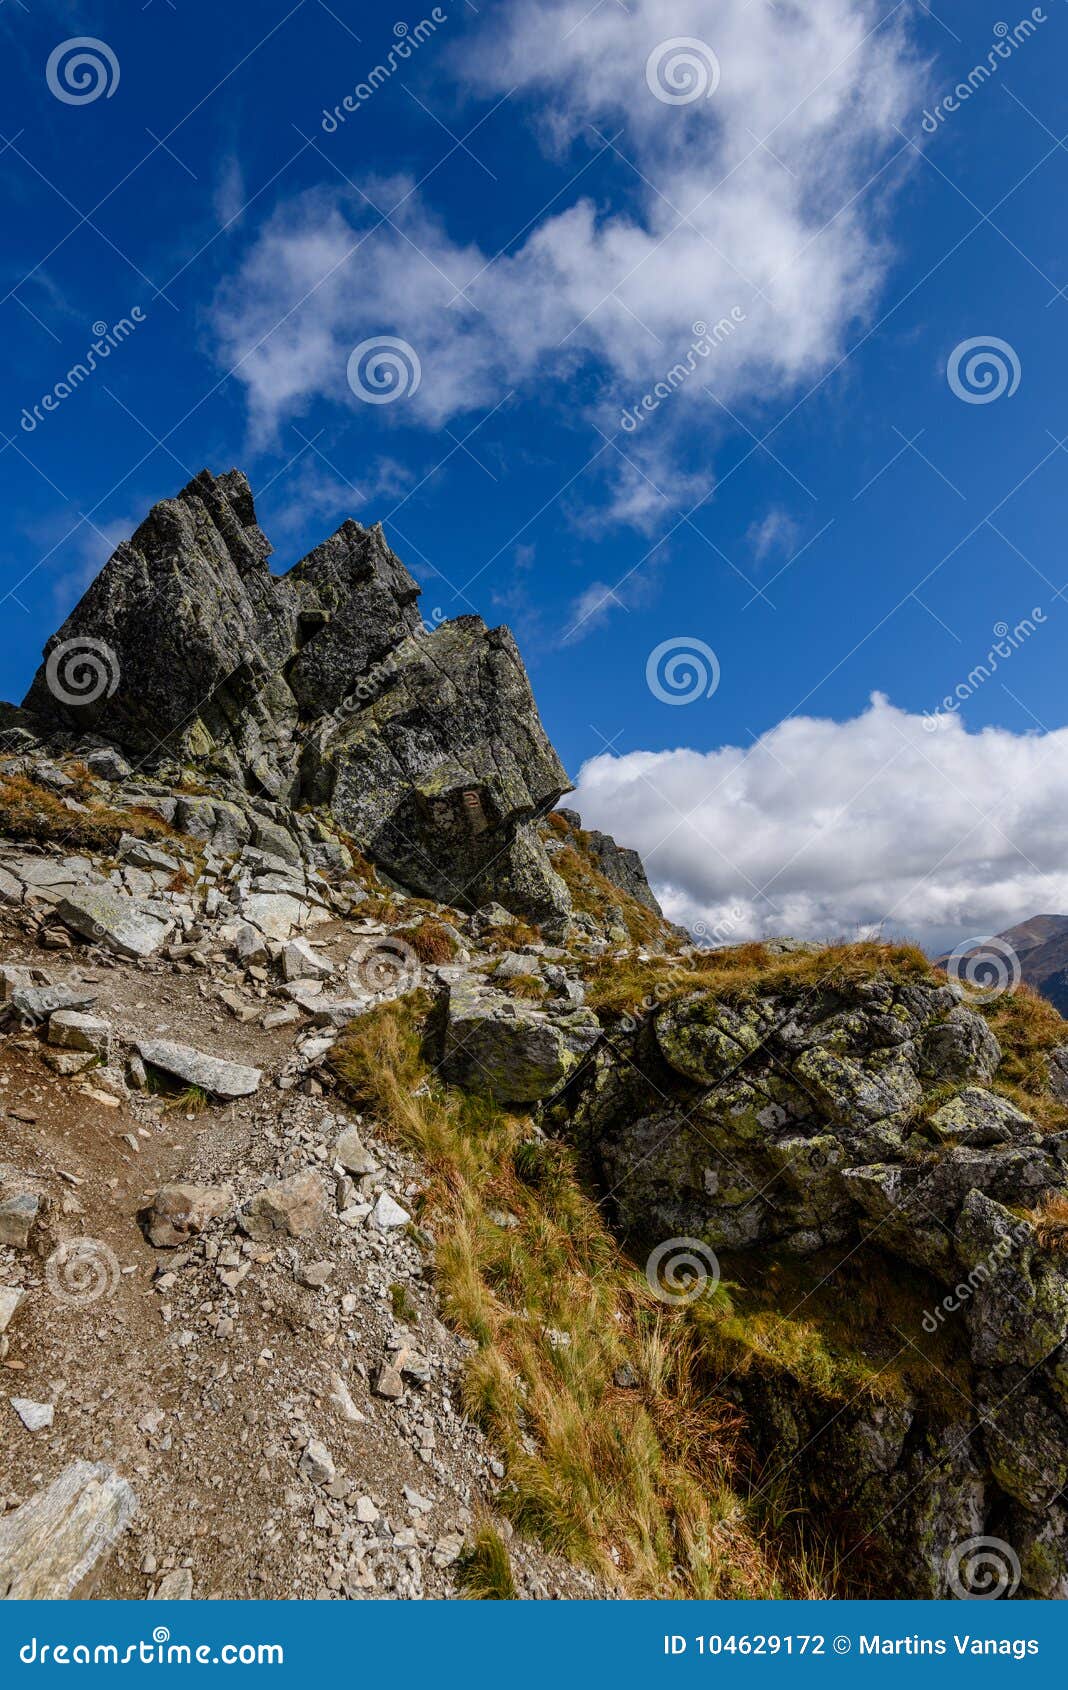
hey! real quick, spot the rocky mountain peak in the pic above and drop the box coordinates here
[18,468,583,929]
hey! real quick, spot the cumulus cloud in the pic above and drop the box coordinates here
[211,0,925,509]
[567,695,1068,953]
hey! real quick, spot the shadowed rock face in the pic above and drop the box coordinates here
[22,468,573,925]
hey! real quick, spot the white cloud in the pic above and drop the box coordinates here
[747,506,800,566]
[211,0,925,507]
[567,694,1068,953]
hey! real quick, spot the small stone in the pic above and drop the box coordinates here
[155,1568,193,1600]
[299,1439,336,1486]
[0,1286,25,1332]
[354,1495,378,1524]
[10,1397,53,1431]
[47,1009,111,1060]
[372,1364,404,1401]
[335,1127,378,1177]
[0,1195,40,1250]
[327,1373,366,1423]
[299,1260,335,1288]
[144,1184,233,1248]
[283,939,335,982]
[371,1192,410,1231]
[241,1170,325,1241]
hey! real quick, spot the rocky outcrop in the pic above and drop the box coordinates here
[554,808,663,916]
[19,469,574,930]
[563,966,1068,1596]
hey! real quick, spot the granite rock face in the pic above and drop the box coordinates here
[562,968,1068,1596]
[21,469,574,929]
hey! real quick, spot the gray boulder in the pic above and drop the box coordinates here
[135,1038,261,1099]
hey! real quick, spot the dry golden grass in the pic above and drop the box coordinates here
[0,772,195,858]
[585,939,932,1021]
[1028,1192,1068,1252]
[980,983,1068,1117]
[398,917,458,966]
[455,1523,517,1599]
[330,996,797,1598]
[478,916,542,953]
[498,972,547,1002]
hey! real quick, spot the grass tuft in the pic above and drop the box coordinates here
[455,1524,518,1599]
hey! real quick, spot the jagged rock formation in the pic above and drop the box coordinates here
[554,808,663,916]
[18,470,574,930]
[562,962,1068,1597]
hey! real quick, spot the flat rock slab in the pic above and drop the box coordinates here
[136,1039,262,1100]
[57,887,173,959]
[9,984,97,1023]
[0,1461,136,1598]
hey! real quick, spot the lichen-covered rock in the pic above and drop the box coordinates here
[57,886,173,959]
[135,1039,261,1100]
[927,1086,1038,1147]
[919,1004,1002,1082]
[552,807,664,915]
[441,979,599,1104]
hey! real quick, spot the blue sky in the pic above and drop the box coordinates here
[2,0,1067,950]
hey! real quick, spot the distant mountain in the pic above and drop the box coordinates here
[939,914,1068,1015]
